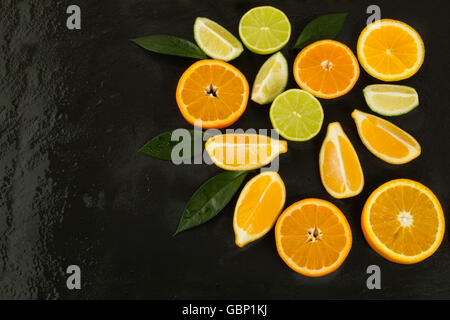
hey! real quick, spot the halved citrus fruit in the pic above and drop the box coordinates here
[234,171,286,247]
[362,179,445,264]
[205,133,287,171]
[275,198,352,277]
[239,6,291,55]
[357,19,425,81]
[293,40,360,99]
[352,109,421,164]
[176,59,249,129]
[319,122,364,199]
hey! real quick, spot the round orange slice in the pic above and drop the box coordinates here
[275,198,352,277]
[205,133,287,171]
[352,109,421,164]
[293,40,360,99]
[233,171,286,247]
[357,19,425,81]
[362,179,445,264]
[176,59,249,128]
[319,122,364,199]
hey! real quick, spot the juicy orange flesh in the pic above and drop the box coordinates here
[369,185,439,256]
[236,176,284,235]
[296,42,357,95]
[359,116,416,158]
[322,135,362,194]
[180,64,246,121]
[208,134,284,168]
[278,204,347,270]
[362,25,419,74]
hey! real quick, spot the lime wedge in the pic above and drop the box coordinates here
[194,17,243,61]
[363,84,419,116]
[251,52,288,105]
[239,6,291,54]
[270,89,324,141]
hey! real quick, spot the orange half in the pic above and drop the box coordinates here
[319,122,364,198]
[293,40,360,99]
[275,198,352,277]
[357,19,425,81]
[362,179,445,264]
[176,59,249,128]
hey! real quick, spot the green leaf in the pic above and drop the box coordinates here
[139,129,203,161]
[174,171,248,235]
[130,34,207,59]
[292,13,348,49]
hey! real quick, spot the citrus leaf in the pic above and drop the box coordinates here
[292,13,348,49]
[131,34,207,59]
[139,129,203,161]
[174,171,248,235]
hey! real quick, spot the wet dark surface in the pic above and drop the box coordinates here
[0,0,449,299]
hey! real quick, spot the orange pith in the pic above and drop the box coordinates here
[319,122,364,199]
[293,40,360,99]
[176,59,249,129]
[234,171,286,247]
[275,198,352,277]
[352,109,421,164]
[362,179,445,264]
[357,19,425,81]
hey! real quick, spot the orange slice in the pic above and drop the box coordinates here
[275,198,352,277]
[233,171,286,247]
[362,179,445,264]
[352,109,420,164]
[357,19,425,81]
[205,134,287,171]
[319,122,364,198]
[293,40,360,99]
[176,59,249,128]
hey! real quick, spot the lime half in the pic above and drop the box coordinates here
[194,17,243,61]
[363,84,419,116]
[239,6,291,55]
[251,52,288,105]
[270,89,324,141]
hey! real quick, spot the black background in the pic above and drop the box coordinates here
[1,0,449,299]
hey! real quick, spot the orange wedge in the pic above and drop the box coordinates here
[234,171,286,247]
[352,109,420,164]
[275,198,352,277]
[357,19,425,81]
[176,59,249,128]
[362,179,445,264]
[319,122,364,198]
[293,40,360,99]
[205,134,287,171]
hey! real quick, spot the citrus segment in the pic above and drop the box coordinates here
[319,122,364,198]
[205,134,287,171]
[194,17,243,61]
[363,84,419,116]
[293,40,360,99]
[351,109,420,164]
[362,179,445,264]
[234,171,286,247]
[251,52,288,105]
[357,19,425,81]
[239,6,291,54]
[270,89,324,141]
[275,198,352,277]
[176,59,249,128]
